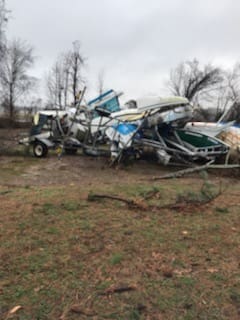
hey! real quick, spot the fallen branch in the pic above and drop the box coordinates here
[151,160,214,180]
[99,285,136,296]
[87,178,226,213]
[87,193,145,210]
[88,195,181,212]
[207,164,240,169]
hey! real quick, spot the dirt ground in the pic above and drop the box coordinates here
[0,155,171,186]
[0,128,179,187]
[0,128,239,187]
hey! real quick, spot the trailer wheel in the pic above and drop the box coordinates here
[33,141,48,158]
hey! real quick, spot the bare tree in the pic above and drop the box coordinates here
[224,63,240,102]
[0,39,35,120]
[168,59,223,103]
[0,0,8,60]
[216,64,240,122]
[46,41,85,108]
[67,41,85,105]
[205,64,240,119]
[62,52,71,107]
[219,100,240,123]
[46,59,65,109]
[97,68,106,97]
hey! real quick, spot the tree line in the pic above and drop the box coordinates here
[0,0,86,122]
[0,0,240,123]
[168,59,240,121]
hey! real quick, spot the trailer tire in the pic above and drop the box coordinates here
[33,141,48,158]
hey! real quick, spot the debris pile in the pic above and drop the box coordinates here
[19,89,240,170]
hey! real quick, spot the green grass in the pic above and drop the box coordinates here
[110,253,124,265]
[0,177,240,319]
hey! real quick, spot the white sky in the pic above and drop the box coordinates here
[6,0,240,103]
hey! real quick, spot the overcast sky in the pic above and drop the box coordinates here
[6,0,240,102]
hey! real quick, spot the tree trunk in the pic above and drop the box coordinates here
[9,83,14,121]
[73,55,78,105]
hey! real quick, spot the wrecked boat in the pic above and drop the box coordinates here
[101,94,229,164]
[19,89,230,165]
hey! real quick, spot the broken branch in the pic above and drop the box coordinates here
[151,160,214,180]
[99,285,136,296]
[87,193,144,210]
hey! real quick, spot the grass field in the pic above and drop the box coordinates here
[0,149,240,319]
